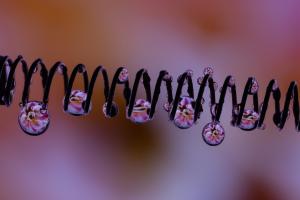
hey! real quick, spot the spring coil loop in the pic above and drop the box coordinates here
[0,55,298,145]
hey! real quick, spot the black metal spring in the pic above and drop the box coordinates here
[0,55,298,145]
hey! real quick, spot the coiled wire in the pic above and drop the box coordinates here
[0,55,298,133]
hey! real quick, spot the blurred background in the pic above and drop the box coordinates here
[0,0,300,199]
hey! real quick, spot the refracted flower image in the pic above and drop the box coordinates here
[202,121,225,146]
[239,109,260,130]
[18,101,49,135]
[128,99,151,123]
[173,96,195,129]
[64,90,91,116]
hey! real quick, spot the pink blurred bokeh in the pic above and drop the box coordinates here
[0,0,300,199]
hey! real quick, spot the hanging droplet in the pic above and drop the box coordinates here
[239,109,259,130]
[272,80,279,91]
[213,82,218,90]
[233,105,240,116]
[163,74,172,81]
[203,67,214,77]
[219,86,223,93]
[128,99,151,123]
[286,109,290,120]
[210,103,217,117]
[163,102,172,112]
[259,103,264,112]
[201,97,205,104]
[64,90,91,116]
[18,101,49,135]
[57,64,65,74]
[103,101,119,118]
[186,69,193,77]
[33,66,38,73]
[228,76,235,87]
[257,123,266,130]
[173,96,195,129]
[249,78,259,94]
[118,68,129,83]
[197,76,204,85]
[202,121,225,146]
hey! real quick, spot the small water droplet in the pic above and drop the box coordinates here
[118,68,129,83]
[197,77,204,85]
[186,69,193,77]
[272,80,279,91]
[258,123,266,130]
[203,67,214,76]
[213,82,218,90]
[228,76,235,86]
[249,78,259,94]
[163,74,172,81]
[163,102,172,112]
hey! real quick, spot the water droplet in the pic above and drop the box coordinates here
[128,99,151,123]
[219,86,223,93]
[203,67,214,76]
[202,121,225,146]
[103,101,119,118]
[258,123,266,130]
[239,109,260,130]
[57,65,65,74]
[64,90,91,116]
[249,78,259,94]
[197,76,204,85]
[118,68,129,83]
[173,96,195,129]
[163,74,172,81]
[18,101,49,135]
[163,102,172,112]
[201,97,205,104]
[286,109,290,120]
[213,82,218,90]
[186,69,193,77]
[272,80,279,91]
[228,76,235,86]
[233,105,240,116]
[210,103,217,117]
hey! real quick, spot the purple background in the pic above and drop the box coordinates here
[0,0,300,199]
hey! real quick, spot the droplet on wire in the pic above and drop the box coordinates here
[118,68,129,83]
[239,109,260,130]
[57,64,65,74]
[210,103,217,117]
[233,105,240,116]
[186,69,193,77]
[197,76,204,85]
[272,80,279,91]
[202,121,225,146]
[163,74,173,81]
[163,102,172,112]
[228,76,235,87]
[257,123,266,130]
[203,67,214,77]
[249,78,259,94]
